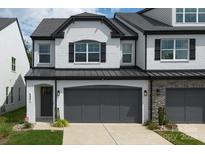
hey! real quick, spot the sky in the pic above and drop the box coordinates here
[0,8,142,47]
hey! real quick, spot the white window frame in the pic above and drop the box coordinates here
[122,43,133,64]
[39,43,51,64]
[176,8,205,23]
[160,39,189,61]
[74,42,101,64]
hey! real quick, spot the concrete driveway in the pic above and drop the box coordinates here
[63,123,171,145]
[178,124,205,143]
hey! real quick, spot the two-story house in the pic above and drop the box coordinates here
[25,9,205,124]
[0,18,30,114]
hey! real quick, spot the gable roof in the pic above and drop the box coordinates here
[115,12,205,34]
[0,18,16,31]
[31,12,138,40]
[32,18,67,38]
[137,8,154,14]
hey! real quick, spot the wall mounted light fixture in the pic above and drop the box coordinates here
[144,90,148,96]
[57,90,60,96]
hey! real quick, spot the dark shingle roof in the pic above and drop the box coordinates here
[116,12,205,34]
[25,68,149,80]
[0,18,16,31]
[73,12,103,17]
[31,16,137,38]
[138,8,154,14]
[32,18,67,37]
[109,19,138,37]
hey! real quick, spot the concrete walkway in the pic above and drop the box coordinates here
[178,124,205,143]
[63,123,171,145]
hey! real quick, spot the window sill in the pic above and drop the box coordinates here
[160,60,189,63]
[74,62,101,65]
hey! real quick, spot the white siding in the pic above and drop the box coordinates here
[57,80,150,123]
[115,16,146,69]
[147,34,205,70]
[143,8,173,25]
[55,21,121,68]
[0,21,29,114]
[33,40,55,67]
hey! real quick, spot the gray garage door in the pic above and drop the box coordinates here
[166,88,205,123]
[64,85,142,123]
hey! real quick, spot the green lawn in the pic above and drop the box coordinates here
[0,107,63,145]
[0,107,25,124]
[0,107,25,140]
[6,130,63,145]
[156,131,205,145]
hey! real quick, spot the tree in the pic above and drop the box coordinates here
[24,40,32,67]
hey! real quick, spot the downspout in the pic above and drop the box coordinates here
[54,79,57,123]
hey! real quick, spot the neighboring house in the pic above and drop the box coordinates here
[26,9,205,124]
[0,18,30,114]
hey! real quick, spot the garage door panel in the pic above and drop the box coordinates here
[166,88,205,123]
[100,90,120,122]
[166,89,185,123]
[185,89,205,123]
[119,90,141,122]
[64,90,83,122]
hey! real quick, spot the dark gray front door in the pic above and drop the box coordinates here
[64,86,142,123]
[41,87,53,116]
[166,88,205,123]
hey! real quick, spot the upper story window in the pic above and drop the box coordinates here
[11,57,16,72]
[39,44,50,63]
[176,8,205,23]
[161,39,189,60]
[75,42,100,63]
[122,44,132,63]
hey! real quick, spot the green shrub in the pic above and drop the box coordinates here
[143,120,152,126]
[53,119,69,127]
[23,122,32,129]
[163,118,169,125]
[158,107,166,125]
[147,122,160,130]
[0,123,12,139]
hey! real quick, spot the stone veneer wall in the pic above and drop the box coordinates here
[152,79,205,121]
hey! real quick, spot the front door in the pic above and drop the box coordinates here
[41,87,53,116]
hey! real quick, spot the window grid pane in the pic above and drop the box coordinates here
[39,44,50,54]
[122,44,132,54]
[88,43,100,53]
[75,43,86,53]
